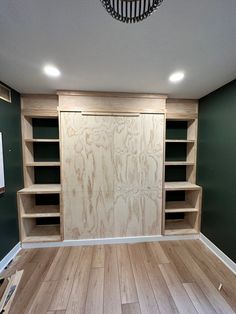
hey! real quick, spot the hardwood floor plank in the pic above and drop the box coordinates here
[47,311,66,314]
[160,242,195,283]
[122,302,141,314]
[66,246,94,314]
[28,281,58,314]
[104,245,122,314]
[175,245,235,314]
[1,249,37,278]
[128,244,160,314]
[148,242,170,264]
[92,245,105,268]
[142,243,179,314]
[159,263,198,314]
[84,268,104,314]
[183,283,217,314]
[117,244,138,304]
[183,240,236,311]
[9,249,57,314]
[5,241,235,314]
[44,248,71,282]
[49,247,82,311]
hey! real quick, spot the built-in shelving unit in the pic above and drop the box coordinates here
[164,100,202,235]
[17,95,62,243]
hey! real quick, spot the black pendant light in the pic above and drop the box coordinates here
[100,0,164,23]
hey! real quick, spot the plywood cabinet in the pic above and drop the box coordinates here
[60,112,164,239]
[17,92,202,243]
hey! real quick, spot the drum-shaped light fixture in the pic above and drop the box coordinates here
[100,0,164,23]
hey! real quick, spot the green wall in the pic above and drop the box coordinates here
[197,80,236,262]
[0,83,23,260]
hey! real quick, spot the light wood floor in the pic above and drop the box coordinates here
[2,240,236,314]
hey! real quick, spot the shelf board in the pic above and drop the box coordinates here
[165,161,194,166]
[22,225,61,243]
[18,184,61,194]
[165,219,198,235]
[22,205,60,217]
[25,139,60,143]
[26,161,60,167]
[165,140,195,143]
[22,213,60,218]
[165,201,198,213]
[165,182,201,191]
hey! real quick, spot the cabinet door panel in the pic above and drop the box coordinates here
[61,112,164,239]
[113,116,141,190]
[61,113,114,192]
[140,114,164,189]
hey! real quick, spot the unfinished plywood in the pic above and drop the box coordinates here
[61,113,164,239]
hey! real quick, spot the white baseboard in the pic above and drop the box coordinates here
[21,234,199,249]
[200,233,236,275]
[0,242,21,274]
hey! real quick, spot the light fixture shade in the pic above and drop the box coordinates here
[100,0,164,23]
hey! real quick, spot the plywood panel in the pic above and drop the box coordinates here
[113,116,140,190]
[61,112,164,240]
[140,114,164,190]
[61,113,114,192]
[58,91,166,114]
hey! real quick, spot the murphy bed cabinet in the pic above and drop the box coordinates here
[17,93,202,243]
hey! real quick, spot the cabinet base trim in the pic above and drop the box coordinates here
[21,234,199,249]
[199,233,236,275]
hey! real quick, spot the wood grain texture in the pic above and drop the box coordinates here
[84,268,104,314]
[104,245,122,314]
[141,243,179,314]
[58,91,166,114]
[92,245,105,268]
[61,113,164,239]
[174,244,235,314]
[4,240,235,314]
[159,263,198,313]
[128,244,160,314]
[122,302,142,314]
[66,246,94,314]
[49,247,82,311]
[183,283,217,314]
[117,244,138,304]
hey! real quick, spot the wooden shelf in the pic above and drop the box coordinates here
[26,162,60,167]
[21,204,60,218]
[165,219,198,235]
[165,140,195,143]
[22,225,61,242]
[25,139,59,143]
[22,213,60,218]
[165,161,194,166]
[18,184,61,194]
[165,182,201,191]
[165,201,198,213]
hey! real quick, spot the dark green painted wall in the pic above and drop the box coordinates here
[0,83,23,260]
[197,80,236,262]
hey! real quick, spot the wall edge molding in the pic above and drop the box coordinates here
[200,233,236,275]
[21,234,199,249]
[0,242,21,274]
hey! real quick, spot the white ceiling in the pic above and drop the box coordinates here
[0,0,236,98]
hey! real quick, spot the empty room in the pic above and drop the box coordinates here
[0,0,236,313]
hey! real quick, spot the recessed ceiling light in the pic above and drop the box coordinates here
[43,65,61,78]
[169,71,185,83]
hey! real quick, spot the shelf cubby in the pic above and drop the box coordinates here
[21,217,61,242]
[165,211,199,235]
